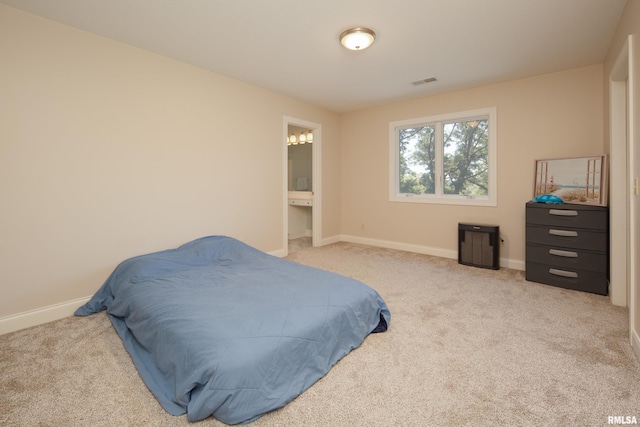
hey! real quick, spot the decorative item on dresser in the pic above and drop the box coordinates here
[525,202,609,295]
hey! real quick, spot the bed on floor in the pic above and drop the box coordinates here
[75,235,390,424]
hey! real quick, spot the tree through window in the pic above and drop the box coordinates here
[390,108,496,206]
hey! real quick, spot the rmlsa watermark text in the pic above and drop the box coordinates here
[608,416,638,425]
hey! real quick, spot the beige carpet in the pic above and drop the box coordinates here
[1,239,639,426]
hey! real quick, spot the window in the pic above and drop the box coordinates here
[389,107,496,206]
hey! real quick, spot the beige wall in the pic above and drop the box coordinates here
[0,5,341,319]
[604,1,640,347]
[340,65,605,265]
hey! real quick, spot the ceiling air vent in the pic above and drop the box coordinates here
[411,77,437,86]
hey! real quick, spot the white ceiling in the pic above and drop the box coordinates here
[1,0,627,112]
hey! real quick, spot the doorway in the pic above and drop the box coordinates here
[283,116,321,255]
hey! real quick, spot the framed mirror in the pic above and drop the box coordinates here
[533,155,608,206]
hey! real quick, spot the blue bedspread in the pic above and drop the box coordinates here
[75,236,390,424]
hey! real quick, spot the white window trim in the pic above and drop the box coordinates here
[389,107,497,207]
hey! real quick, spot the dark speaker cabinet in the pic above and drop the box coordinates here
[525,202,609,295]
[458,223,500,270]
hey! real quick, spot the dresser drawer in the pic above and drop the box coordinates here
[526,243,607,273]
[526,224,607,251]
[525,261,608,295]
[526,204,607,230]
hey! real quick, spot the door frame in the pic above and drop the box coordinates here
[283,116,322,256]
[610,35,630,308]
[609,34,637,352]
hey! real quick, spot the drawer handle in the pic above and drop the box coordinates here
[549,249,578,258]
[549,209,578,216]
[549,229,578,237]
[549,268,578,278]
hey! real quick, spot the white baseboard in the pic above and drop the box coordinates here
[632,328,640,363]
[340,234,457,258]
[0,296,91,336]
[1,235,526,336]
[269,248,287,257]
[320,234,341,246]
[338,234,525,270]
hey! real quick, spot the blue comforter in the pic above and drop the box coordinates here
[75,236,390,424]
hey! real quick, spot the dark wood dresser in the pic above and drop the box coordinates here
[525,201,609,295]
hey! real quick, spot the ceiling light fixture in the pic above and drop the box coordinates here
[339,27,376,51]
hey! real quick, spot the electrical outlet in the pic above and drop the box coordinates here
[500,238,505,246]
[361,223,365,230]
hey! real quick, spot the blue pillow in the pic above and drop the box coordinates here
[533,194,563,204]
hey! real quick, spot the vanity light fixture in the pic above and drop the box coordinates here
[287,131,313,146]
[340,27,376,51]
